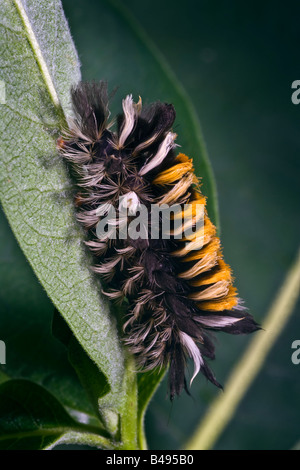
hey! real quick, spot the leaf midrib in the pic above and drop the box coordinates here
[13,0,61,109]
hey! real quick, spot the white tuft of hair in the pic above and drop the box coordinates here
[119,95,136,148]
[195,315,243,328]
[139,132,177,175]
[118,191,141,216]
[179,331,204,385]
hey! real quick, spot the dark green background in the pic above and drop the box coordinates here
[1,0,299,450]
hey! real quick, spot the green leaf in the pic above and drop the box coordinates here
[137,368,166,449]
[0,0,126,419]
[0,379,81,450]
[68,334,111,422]
[52,310,139,446]
[51,308,112,428]
[0,208,99,423]
[0,379,115,450]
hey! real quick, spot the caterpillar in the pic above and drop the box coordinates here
[58,81,259,400]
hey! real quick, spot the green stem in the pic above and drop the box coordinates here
[184,247,300,450]
[118,355,141,450]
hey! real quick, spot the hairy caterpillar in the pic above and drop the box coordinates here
[58,81,259,400]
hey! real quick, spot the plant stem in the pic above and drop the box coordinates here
[119,355,141,450]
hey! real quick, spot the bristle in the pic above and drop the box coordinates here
[59,81,260,400]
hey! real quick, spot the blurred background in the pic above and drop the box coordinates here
[1,0,299,450]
